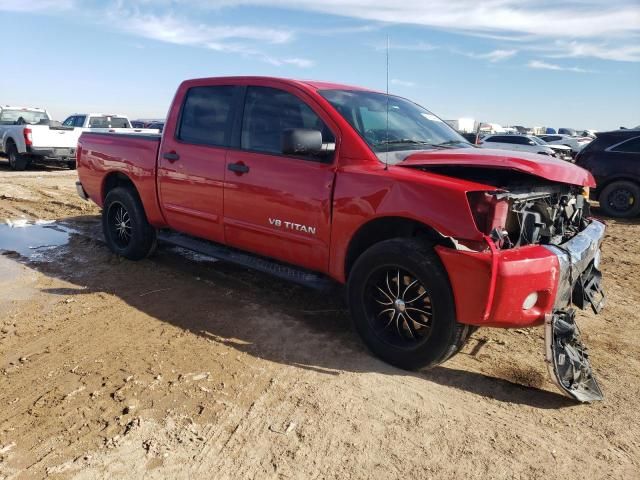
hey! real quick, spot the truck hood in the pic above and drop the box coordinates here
[399,148,595,187]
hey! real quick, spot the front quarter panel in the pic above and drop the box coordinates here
[329,163,488,282]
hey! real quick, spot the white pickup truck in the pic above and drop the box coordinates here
[0,106,80,170]
[62,113,160,134]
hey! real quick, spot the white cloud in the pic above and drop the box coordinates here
[542,40,640,63]
[102,8,314,68]
[112,11,292,47]
[0,0,74,12]
[204,0,640,39]
[477,49,517,62]
[527,60,592,73]
[391,78,415,87]
[375,41,438,52]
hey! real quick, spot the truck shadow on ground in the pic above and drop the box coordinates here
[5,215,575,409]
[0,157,72,172]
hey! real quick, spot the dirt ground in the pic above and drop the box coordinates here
[0,160,638,479]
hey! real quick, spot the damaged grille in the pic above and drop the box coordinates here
[494,187,590,248]
[415,165,592,250]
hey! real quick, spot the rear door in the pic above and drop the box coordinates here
[157,84,242,243]
[223,85,338,272]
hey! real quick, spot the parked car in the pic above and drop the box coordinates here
[575,129,640,218]
[477,134,557,157]
[558,128,578,136]
[62,114,160,134]
[537,134,592,156]
[145,121,164,133]
[529,136,573,160]
[131,120,146,128]
[75,76,607,402]
[459,132,478,144]
[0,106,80,170]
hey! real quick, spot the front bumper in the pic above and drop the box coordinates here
[436,220,606,328]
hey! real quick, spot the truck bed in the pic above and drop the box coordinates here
[77,131,165,225]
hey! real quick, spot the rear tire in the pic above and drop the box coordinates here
[7,143,29,171]
[102,187,157,260]
[347,238,468,370]
[67,160,77,170]
[598,180,640,218]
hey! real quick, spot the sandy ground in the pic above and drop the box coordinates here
[0,160,639,479]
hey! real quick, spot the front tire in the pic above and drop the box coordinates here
[7,143,29,171]
[598,180,640,218]
[102,187,157,260]
[347,238,470,370]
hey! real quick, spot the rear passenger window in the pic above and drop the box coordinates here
[612,137,640,154]
[178,86,237,147]
[241,86,335,158]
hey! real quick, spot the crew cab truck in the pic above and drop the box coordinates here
[76,77,607,402]
[62,113,160,134]
[0,106,79,170]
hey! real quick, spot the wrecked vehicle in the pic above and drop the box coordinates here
[75,77,606,402]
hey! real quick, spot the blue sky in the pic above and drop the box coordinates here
[1,0,638,130]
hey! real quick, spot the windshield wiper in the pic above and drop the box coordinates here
[374,139,434,146]
[435,140,472,147]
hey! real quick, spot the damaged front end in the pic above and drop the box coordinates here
[425,166,606,403]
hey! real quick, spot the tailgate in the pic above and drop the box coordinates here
[30,125,81,148]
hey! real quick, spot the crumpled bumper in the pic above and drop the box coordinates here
[436,219,606,328]
[543,219,606,313]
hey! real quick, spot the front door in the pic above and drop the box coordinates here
[223,86,338,272]
[158,85,241,242]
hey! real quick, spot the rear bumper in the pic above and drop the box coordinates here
[436,220,606,328]
[26,146,76,161]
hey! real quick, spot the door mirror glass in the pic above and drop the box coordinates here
[282,128,323,155]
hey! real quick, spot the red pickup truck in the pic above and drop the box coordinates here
[76,76,606,402]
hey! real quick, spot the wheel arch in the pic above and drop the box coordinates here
[3,135,16,152]
[102,171,139,202]
[344,216,453,281]
[594,175,640,200]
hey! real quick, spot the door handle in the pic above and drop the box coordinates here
[228,162,250,174]
[163,151,180,162]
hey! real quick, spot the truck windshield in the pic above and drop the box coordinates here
[88,116,130,128]
[0,109,50,125]
[319,90,469,157]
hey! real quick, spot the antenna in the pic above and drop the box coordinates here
[385,35,390,171]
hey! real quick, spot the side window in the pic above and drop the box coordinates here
[485,136,500,143]
[178,86,238,147]
[513,137,531,145]
[74,116,86,127]
[62,116,75,127]
[241,86,335,158]
[611,137,640,154]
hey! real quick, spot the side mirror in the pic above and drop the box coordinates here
[528,140,536,145]
[282,128,323,155]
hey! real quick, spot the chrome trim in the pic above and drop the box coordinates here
[543,220,606,309]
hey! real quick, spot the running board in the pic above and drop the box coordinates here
[544,309,603,403]
[157,231,334,291]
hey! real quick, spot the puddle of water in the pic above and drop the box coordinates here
[0,220,72,258]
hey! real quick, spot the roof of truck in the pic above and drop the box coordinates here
[183,76,378,93]
[1,106,47,112]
